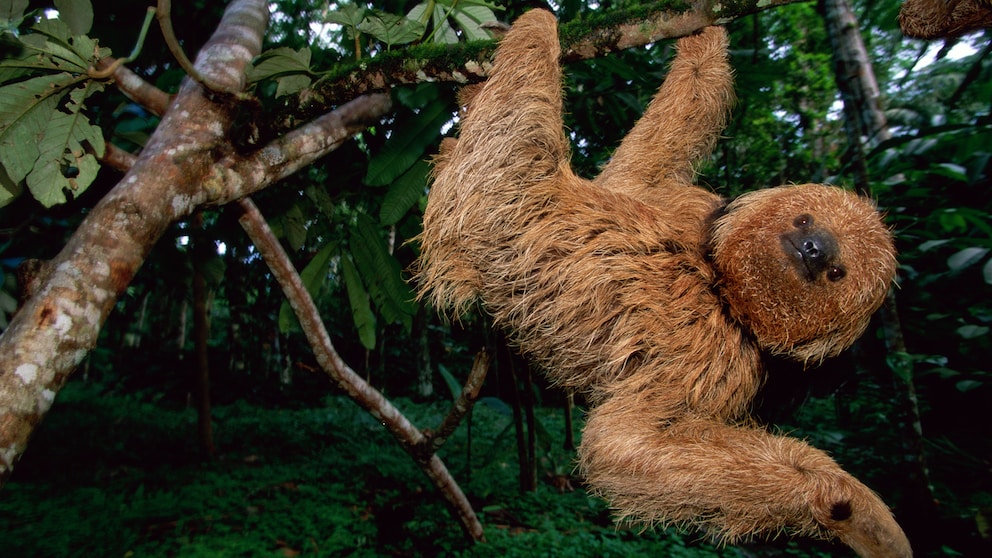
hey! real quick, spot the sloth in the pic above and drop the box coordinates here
[899,0,992,39]
[416,9,911,558]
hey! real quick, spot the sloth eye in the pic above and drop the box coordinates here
[827,266,846,282]
[793,214,813,228]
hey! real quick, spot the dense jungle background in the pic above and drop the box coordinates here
[0,0,990,556]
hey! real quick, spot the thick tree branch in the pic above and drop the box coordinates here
[284,0,806,115]
[0,0,270,485]
[235,197,485,542]
[98,142,139,173]
[215,93,391,201]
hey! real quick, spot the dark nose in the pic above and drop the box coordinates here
[781,225,840,282]
[799,231,836,266]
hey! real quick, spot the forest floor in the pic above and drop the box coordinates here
[0,380,877,557]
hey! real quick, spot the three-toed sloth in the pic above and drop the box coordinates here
[417,9,911,558]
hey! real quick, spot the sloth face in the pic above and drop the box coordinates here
[709,184,897,363]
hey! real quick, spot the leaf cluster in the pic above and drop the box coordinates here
[0,0,107,207]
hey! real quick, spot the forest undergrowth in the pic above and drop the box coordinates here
[0,380,869,558]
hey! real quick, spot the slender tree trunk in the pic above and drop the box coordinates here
[416,308,434,398]
[820,0,938,550]
[191,212,215,459]
[563,393,575,451]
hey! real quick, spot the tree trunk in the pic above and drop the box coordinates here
[820,0,939,551]
[416,308,434,398]
[191,212,215,459]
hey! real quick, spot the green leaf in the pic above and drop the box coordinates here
[450,5,498,41]
[364,95,451,186]
[342,253,376,350]
[437,363,461,401]
[427,4,458,44]
[0,163,20,208]
[275,74,311,97]
[0,0,29,25]
[918,239,951,252]
[28,19,91,72]
[395,83,440,110]
[247,47,312,83]
[53,0,93,36]
[930,162,968,182]
[955,379,982,393]
[886,351,914,384]
[0,74,68,186]
[278,241,337,334]
[956,324,989,340]
[25,109,104,206]
[349,214,415,330]
[946,246,989,272]
[983,259,992,285]
[281,203,308,252]
[19,78,105,207]
[380,160,428,225]
[326,4,366,28]
[357,11,425,47]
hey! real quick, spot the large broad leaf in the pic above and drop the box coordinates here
[247,47,313,97]
[247,47,312,83]
[280,203,308,252]
[341,252,376,350]
[325,4,366,29]
[27,18,103,73]
[0,0,29,27]
[0,164,20,207]
[53,0,93,36]
[357,11,425,48]
[380,160,428,226]
[425,4,458,44]
[0,73,68,185]
[437,363,461,401]
[349,214,415,331]
[450,4,498,41]
[364,93,451,186]
[24,81,105,206]
[946,246,989,273]
[278,241,337,334]
[26,112,102,206]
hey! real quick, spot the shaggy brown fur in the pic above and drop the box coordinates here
[899,0,992,38]
[417,9,910,557]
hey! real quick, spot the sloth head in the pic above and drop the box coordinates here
[710,184,897,363]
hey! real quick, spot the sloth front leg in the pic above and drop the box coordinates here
[579,394,912,558]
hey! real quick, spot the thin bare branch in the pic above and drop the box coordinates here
[234,197,485,542]
[422,350,489,458]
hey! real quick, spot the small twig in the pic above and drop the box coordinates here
[97,142,139,172]
[157,0,240,95]
[421,350,490,457]
[88,7,157,79]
